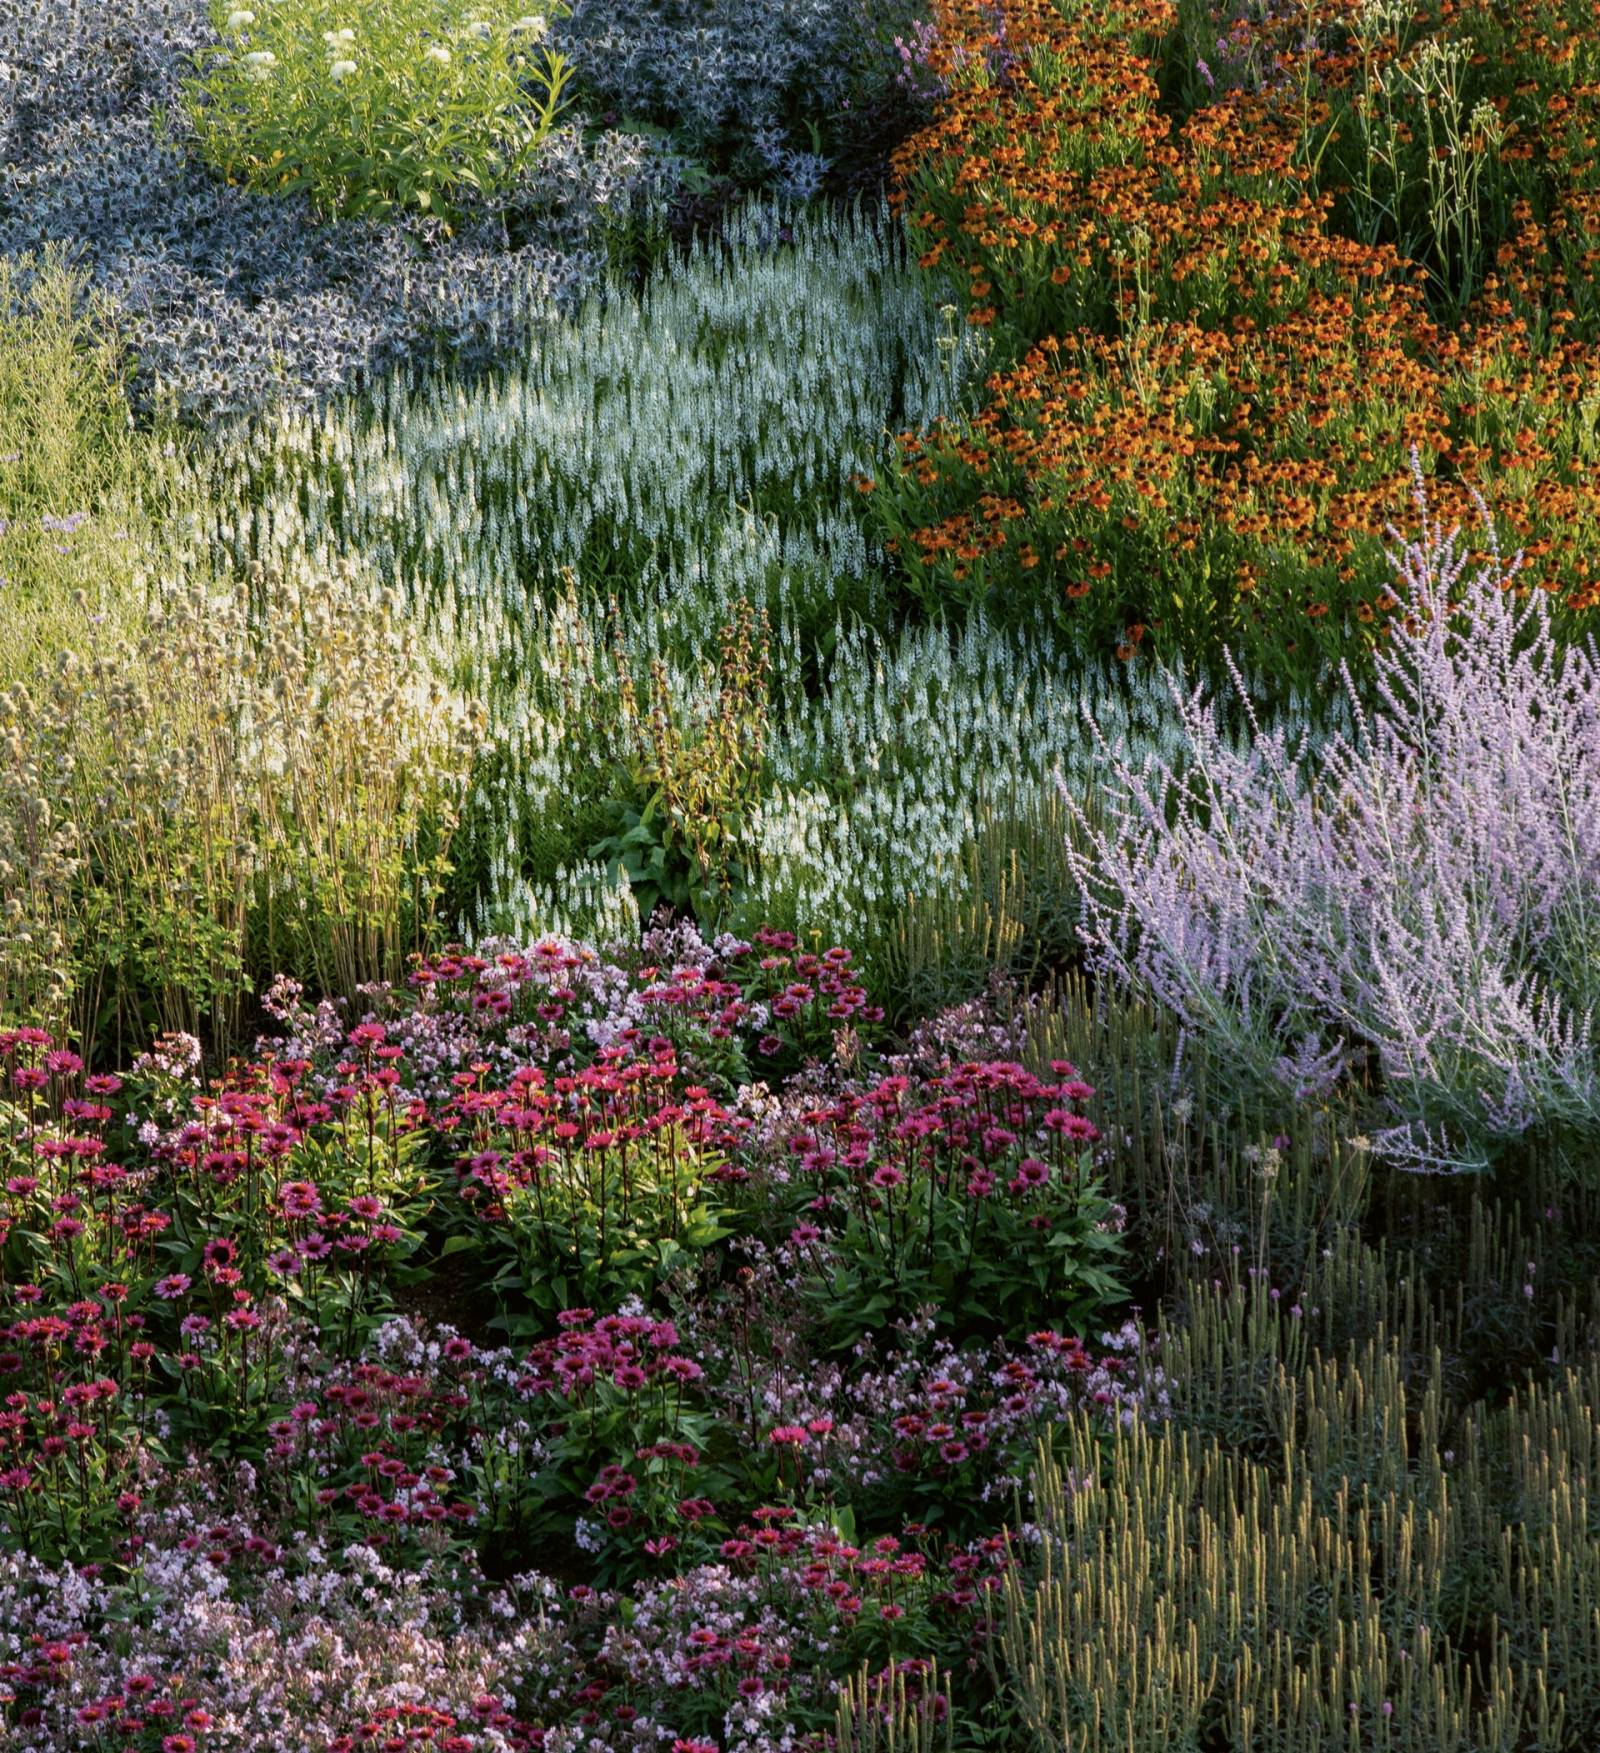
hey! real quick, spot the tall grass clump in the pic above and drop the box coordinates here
[0,252,154,1034]
[1000,1367,1597,1750]
[995,1176,1600,1751]
[0,254,149,664]
[2,554,480,1053]
[0,258,481,1049]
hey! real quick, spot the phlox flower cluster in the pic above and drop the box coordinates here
[685,1307,1165,1518]
[0,1516,568,1752]
[263,920,883,1110]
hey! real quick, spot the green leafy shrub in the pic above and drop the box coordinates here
[0,253,154,1032]
[184,0,574,225]
[451,1065,746,1335]
[779,1059,1126,1350]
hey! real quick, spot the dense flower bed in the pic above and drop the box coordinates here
[0,925,1144,1746]
[9,1,1600,1745]
[872,0,1600,684]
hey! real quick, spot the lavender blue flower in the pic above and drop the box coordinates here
[1066,459,1600,1170]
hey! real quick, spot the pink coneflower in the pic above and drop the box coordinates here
[1045,1109,1098,1140]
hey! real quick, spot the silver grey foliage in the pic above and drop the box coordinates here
[0,0,658,419]
[554,0,865,152]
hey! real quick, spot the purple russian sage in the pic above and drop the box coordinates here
[1065,458,1600,1171]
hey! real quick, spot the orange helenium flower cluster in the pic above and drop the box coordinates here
[873,0,1600,681]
